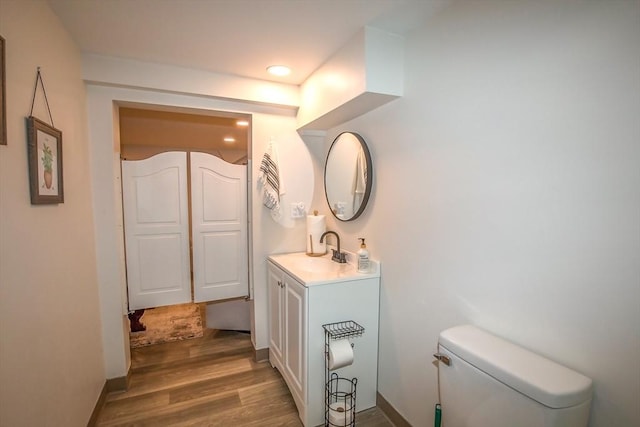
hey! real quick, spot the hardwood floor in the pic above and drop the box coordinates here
[95,329,394,426]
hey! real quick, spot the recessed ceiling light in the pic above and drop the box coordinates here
[236,120,249,127]
[223,137,236,143]
[267,65,291,77]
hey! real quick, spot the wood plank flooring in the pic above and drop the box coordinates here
[95,329,394,427]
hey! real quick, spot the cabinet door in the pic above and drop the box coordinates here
[267,264,284,367]
[284,274,307,403]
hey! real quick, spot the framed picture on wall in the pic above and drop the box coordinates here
[27,116,64,204]
[1,35,6,146]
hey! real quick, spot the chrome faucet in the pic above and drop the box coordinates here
[320,231,347,263]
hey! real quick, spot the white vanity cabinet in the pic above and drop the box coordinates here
[267,252,380,427]
[267,263,307,411]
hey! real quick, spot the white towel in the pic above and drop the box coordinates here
[352,147,367,213]
[259,140,285,219]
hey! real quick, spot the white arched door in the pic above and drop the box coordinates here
[122,151,248,310]
[121,152,191,310]
[190,152,248,302]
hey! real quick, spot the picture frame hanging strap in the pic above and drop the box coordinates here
[29,67,54,128]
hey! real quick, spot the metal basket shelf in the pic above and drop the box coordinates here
[322,321,365,340]
[323,320,364,426]
[325,373,357,427]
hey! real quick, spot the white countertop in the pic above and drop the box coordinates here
[268,250,380,286]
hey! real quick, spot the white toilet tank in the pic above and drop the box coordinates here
[437,325,592,427]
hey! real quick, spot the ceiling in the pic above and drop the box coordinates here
[46,0,447,155]
[47,0,449,85]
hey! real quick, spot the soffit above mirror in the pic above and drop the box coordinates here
[297,27,404,133]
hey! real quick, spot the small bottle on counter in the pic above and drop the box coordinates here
[357,238,370,273]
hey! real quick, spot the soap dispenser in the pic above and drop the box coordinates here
[357,238,370,273]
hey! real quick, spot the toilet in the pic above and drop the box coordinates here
[436,325,593,427]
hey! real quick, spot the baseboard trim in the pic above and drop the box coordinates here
[86,382,108,427]
[106,371,130,393]
[377,392,412,427]
[254,346,269,362]
[87,371,131,427]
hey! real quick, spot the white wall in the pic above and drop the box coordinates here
[86,80,314,377]
[318,1,639,426]
[0,2,104,425]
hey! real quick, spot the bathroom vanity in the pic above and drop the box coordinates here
[267,251,380,427]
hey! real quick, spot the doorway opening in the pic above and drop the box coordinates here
[118,104,252,348]
[119,106,250,164]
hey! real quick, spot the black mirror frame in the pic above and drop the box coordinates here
[323,131,373,222]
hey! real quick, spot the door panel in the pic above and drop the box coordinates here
[268,264,284,367]
[122,152,191,310]
[136,234,186,292]
[284,275,307,403]
[191,152,248,302]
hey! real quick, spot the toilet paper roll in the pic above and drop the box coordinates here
[328,339,354,370]
[328,401,353,426]
[306,214,326,255]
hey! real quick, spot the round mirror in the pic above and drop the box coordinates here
[324,132,372,221]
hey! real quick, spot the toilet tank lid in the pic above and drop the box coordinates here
[439,325,593,409]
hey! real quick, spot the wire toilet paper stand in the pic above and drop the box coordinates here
[323,320,365,427]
